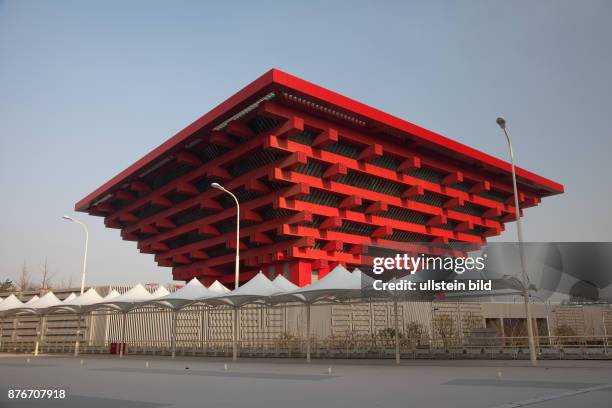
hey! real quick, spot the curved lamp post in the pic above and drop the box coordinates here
[210,182,241,361]
[62,215,89,356]
[62,216,89,295]
[495,117,537,367]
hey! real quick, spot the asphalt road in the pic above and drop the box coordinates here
[1,355,611,408]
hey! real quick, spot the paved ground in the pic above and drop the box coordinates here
[1,354,612,407]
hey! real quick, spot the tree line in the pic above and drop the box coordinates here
[1,258,73,295]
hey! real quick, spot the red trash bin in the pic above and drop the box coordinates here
[110,342,117,354]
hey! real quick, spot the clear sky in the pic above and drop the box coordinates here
[1,0,610,287]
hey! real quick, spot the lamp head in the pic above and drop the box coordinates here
[210,182,224,190]
[496,117,507,129]
[62,215,74,221]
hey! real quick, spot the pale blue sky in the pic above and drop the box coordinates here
[1,0,610,286]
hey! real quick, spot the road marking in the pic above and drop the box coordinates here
[492,384,612,408]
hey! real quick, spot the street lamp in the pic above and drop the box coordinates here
[62,215,89,295]
[495,117,538,366]
[211,182,241,361]
[210,183,240,290]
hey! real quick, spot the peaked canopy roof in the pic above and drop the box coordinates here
[276,265,362,304]
[24,295,39,305]
[153,278,214,310]
[204,272,284,307]
[0,294,23,315]
[13,292,61,315]
[94,284,169,312]
[50,288,104,314]
[272,274,299,292]
[208,280,230,294]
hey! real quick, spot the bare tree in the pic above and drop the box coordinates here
[59,274,74,289]
[17,260,32,293]
[39,257,55,291]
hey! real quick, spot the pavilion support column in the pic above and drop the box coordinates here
[12,317,17,341]
[198,306,204,352]
[119,312,127,358]
[202,307,209,354]
[74,313,82,357]
[34,315,45,357]
[232,306,239,361]
[0,317,4,352]
[306,303,311,363]
[393,298,400,365]
[283,304,287,334]
[171,310,177,359]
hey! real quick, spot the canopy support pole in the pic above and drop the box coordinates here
[74,313,81,357]
[119,312,126,358]
[199,306,204,351]
[171,310,177,359]
[0,317,4,352]
[306,303,311,363]
[232,306,239,361]
[393,297,400,365]
[34,315,44,356]
[201,307,209,354]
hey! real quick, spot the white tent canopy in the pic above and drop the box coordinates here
[50,288,104,314]
[93,284,168,313]
[153,278,214,310]
[13,292,61,315]
[204,272,285,307]
[272,274,299,292]
[103,289,120,301]
[0,294,23,316]
[208,280,230,294]
[272,265,360,304]
[24,295,39,305]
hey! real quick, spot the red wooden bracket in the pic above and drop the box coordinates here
[339,195,362,209]
[323,240,343,252]
[320,216,342,230]
[357,144,383,162]
[130,180,152,193]
[199,197,223,211]
[470,180,491,193]
[199,225,220,236]
[177,182,199,196]
[482,208,502,219]
[245,179,270,193]
[397,155,421,173]
[190,250,209,260]
[226,121,255,139]
[322,163,347,180]
[365,201,388,214]
[312,128,338,148]
[279,151,308,170]
[442,171,464,185]
[176,151,202,167]
[401,185,425,199]
[427,215,447,226]
[209,131,237,149]
[115,190,136,201]
[443,197,465,209]
[152,196,173,208]
[372,225,393,238]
